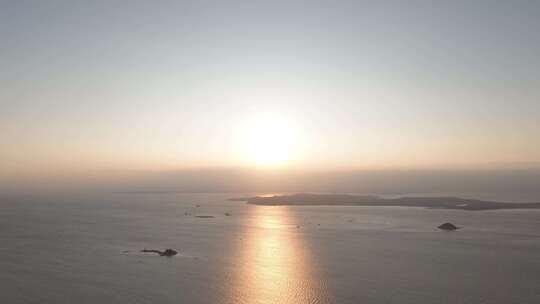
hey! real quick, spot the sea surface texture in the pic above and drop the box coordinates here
[1,193,539,304]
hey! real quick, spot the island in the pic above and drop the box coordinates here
[229,193,540,211]
[438,223,460,230]
[141,248,178,256]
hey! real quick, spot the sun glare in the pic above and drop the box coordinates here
[242,116,297,167]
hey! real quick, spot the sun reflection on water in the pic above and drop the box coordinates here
[229,206,330,304]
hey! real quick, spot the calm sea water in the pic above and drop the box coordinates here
[1,192,539,303]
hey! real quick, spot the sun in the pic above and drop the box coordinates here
[242,116,297,167]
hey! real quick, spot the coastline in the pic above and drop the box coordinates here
[230,193,540,211]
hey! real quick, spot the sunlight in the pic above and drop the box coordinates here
[228,206,331,303]
[242,115,298,167]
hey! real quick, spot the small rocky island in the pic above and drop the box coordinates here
[141,248,178,256]
[438,223,459,231]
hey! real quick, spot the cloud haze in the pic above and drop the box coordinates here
[1,1,539,179]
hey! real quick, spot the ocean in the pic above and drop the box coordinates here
[1,192,539,303]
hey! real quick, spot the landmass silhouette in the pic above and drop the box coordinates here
[230,193,540,211]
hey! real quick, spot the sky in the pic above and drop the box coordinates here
[1,0,540,180]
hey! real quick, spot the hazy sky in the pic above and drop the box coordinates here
[2,0,540,175]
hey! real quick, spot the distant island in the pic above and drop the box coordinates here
[229,193,540,211]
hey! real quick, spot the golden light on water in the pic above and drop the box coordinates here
[229,206,330,304]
